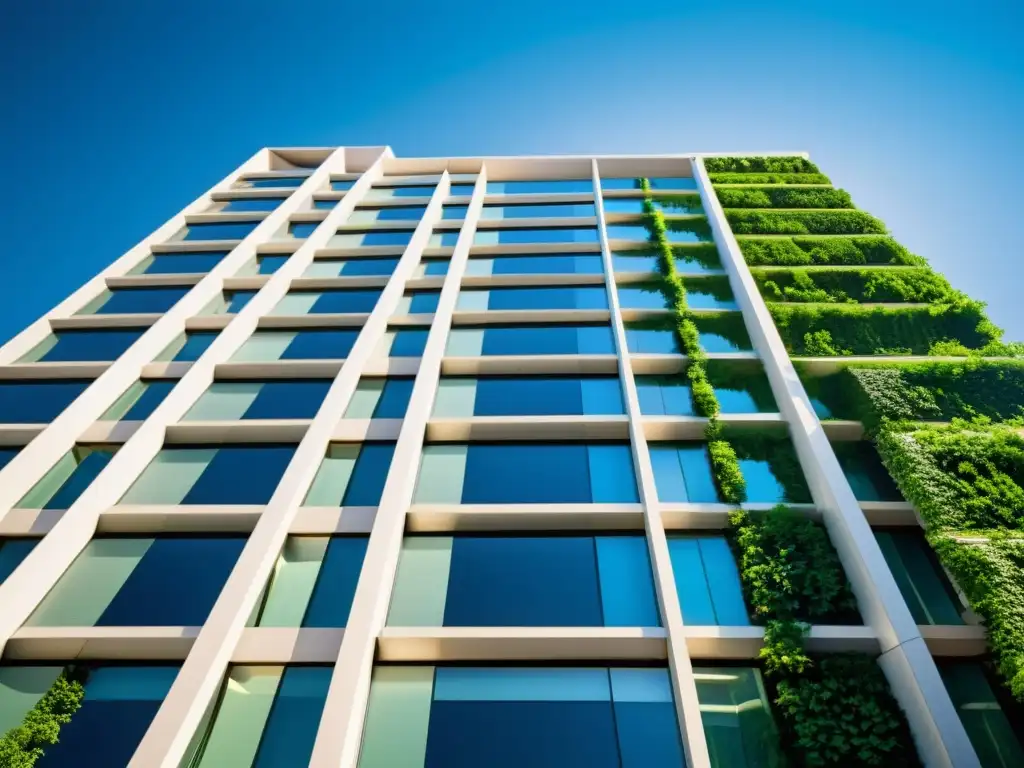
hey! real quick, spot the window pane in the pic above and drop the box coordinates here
[624,327,681,355]
[939,663,1024,767]
[304,443,396,506]
[650,443,720,503]
[331,230,414,248]
[695,666,783,767]
[101,380,176,421]
[258,254,291,274]
[612,250,660,273]
[84,287,190,315]
[186,380,331,421]
[0,448,18,472]
[470,254,603,276]
[446,324,615,357]
[288,221,320,239]
[180,221,259,241]
[24,330,144,363]
[438,376,623,416]
[241,176,306,189]
[0,539,36,584]
[351,206,427,223]
[306,257,399,277]
[18,447,116,510]
[419,259,449,276]
[219,198,285,212]
[331,179,356,191]
[459,286,608,311]
[398,291,440,314]
[875,530,964,625]
[833,443,902,501]
[345,378,414,419]
[474,227,599,245]
[0,380,91,423]
[160,331,218,362]
[364,186,435,200]
[635,376,694,416]
[388,329,429,357]
[486,180,593,194]
[481,203,596,219]
[134,251,227,275]
[313,198,339,210]
[668,536,750,625]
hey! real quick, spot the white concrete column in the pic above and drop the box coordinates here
[691,157,979,768]
[592,159,713,768]
[306,166,487,768]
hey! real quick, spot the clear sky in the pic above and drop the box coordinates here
[1,0,1021,342]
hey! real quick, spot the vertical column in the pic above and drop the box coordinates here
[127,151,457,767]
[592,160,712,768]
[307,166,488,768]
[691,156,979,768]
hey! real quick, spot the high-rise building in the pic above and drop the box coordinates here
[0,147,1020,767]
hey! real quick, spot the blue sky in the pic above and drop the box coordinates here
[1,0,1021,342]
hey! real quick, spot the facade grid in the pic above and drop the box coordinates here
[0,146,1020,767]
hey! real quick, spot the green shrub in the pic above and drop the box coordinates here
[726,210,887,236]
[739,236,924,266]
[715,187,854,210]
[705,156,821,174]
[0,669,85,767]
[770,302,1000,356]
[709,439,745,502]
[709,172,832,185]
[752,267,958,305]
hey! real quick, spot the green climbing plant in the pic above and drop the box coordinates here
[0,669,86,767]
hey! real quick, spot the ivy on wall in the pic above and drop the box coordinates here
[709,171,832,185]
[0,668,85,767]
[704,156,822,174]
[738,236,924,267]
[715,187,854,210]
[726,210,887,236]
[752,267,959,305]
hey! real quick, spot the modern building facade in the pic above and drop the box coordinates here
[0,146,1021,767]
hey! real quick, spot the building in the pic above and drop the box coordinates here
[0,146,1021,767]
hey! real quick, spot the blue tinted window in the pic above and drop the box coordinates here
[482,203,596,219]
[181,221,259,241]
[331,179,356,191]
[939,663,1024,766]
[668,536,750,625]
[635,376,694,416]
[313,199,339,210]
[289,222,320,239]
[406,291,440,314]
[0,538,36,584]
[245,177,305,189]
[342,443,396,505]
[483,286,608,311]
[490,254,603,275]
[96,537,246,625]
[477,228,598,245]
[32,665,178,767]
[605,225,651,242]
[487,180,593,194]
[362,206,427,221]
[220,198,285,212]
[687,282,738,310]
[258,254,290,275]
[173,445,294,504]
[472,376,624,416]
[461,443,638,503]
[118,381,176,420]
[38,448,116,510]
[421,260,450,276]
[478,324,615,355]
[650,444,721,503]
[225,290,257,313]
[372,378,415,418]
[0,448,19,472]
[346,230,414,247]
[375,185,435,196]
[0,380,91,423]
[612,250,660,273]
[243,380,332,419]
[449,184,475,196]
[431,231,460,247]
[307,289,381,313]
[601,198,647,214]
[442,205,469,220]
[139,251,227,275]
[249,667,332,766]
[90,288,189,315]
[173,331,218,362]
[333,257,399,277]
[649,177,697,190]
[624,327,681,354]
[303,537,369,626]
[281,329,360,359]
[617,285,670,311]
[834,443,902,501]
[35,330,145,362]
[390,329,429,357]
[601,178,644,191]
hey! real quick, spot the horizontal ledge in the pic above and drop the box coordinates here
[406,504,645,533]
[223,276,270,291]
[184,212,268,225]
[257,313,369,329]
[106,274,204,288]
[441,355,619,375]
[615,270,725,284]
[662,502,818,529]
[6,627,200,661]
[473,216,599,230]
[256,240,301,255]
[405,276,446,291]
[233,627,345,663]
[451,309,610,325]
[484,193,596,205]
[0,424,45,446]
[153,239,244,251]
[0,362,110,379]
[289,276,390,290]
[166,420,310,444]
[185,314,233,331]
[142,361,192,379]
[79,420,143,444]
[426,415,630,442]
[290,211,329,223]
[213,188,306,200]
[377,627,668,662]
[470,243,601,256]
[460,273,606,288]
[643,413,785,440]
[686,625,878,659]
[629,353,759,374]
[315,246,407,258]
[50,314,159,330]
[858,500,918,526]
[820,420,865,440]
[795,355,1014,373]
[214,357,419,379]
[919,624,988,656]
[99,504,267,533]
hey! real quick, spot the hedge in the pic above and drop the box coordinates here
[738,236,924,267]
[715,187,854,210]
[704,156,821,174]
[726,210,887,236]
[769,302,1000,356]
[751,267,959,305]
[0,668,85,766]
[709,172,832,185]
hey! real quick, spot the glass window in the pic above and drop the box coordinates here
[101,380,176,421]
[304,443,396,506]
[157,331,218,362]
[708,365,778,414]
[474,227,599,245]
[184,380,332,421]
[648,177,698,190]
[350,206,427,224]
[380,328,429,357]
[442,205,468,220]
[313,198,339,210]
[697,316,754,353]
[429,231,460,248]
[694,666,783,767]
[232,328,359,362]
[636,375,695,416]
[82,287,190,315]
[612,249,660,273]
[650,443,720,503]
[466,253,603,276]
[271,289,381,315]
[257,254,291,275]
[345,378,415,419]
[833,443,902,501]
[733,439,810,504]
[358,666,683,768]
[27,536,245,626]
[617,284,672,311]
[121,445,296,505]
[179,221,259,242]
[240,176,306,189]
[486,180,593,194]
[0,538,36,584]
[600,178,644,191]
[418,259,450,277]
[626,320,753,354]
[288,221,320,239]
[397,291,440,314]
[939,663,1024,767]
[363,186,435,201]
[0,664,178,766]
[0,448,19,472]
[433,376,624,417]
[481,203,596,219]
[331,229,415,248]
[132,250,227,275]
[186,666,330,767]
[449,183,475,196]
[415,443,639,504]
[608,221,711,244]
[624,326,682,355]
[21,329,145,363]
[668,536,750,624]
[331,179,356,191]
[446,324,616,357]
[304,257,399,278]
[389,535,658,627]
[219,198,285,212]
[686,279,738,310]
[457,286,608,312]
[18,446,116,510]
[875,530,964,625]
[224,290,257,313]
[255,537,368,627]
[0,380,91,423]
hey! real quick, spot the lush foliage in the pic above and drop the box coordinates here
[715,187,853,210]
[0,670,85,767]
[726,210,887,236]
[652,193,703,214]
[769,301,1000,356]
[739,236,924,266]
[709,172,832,185]
[704,156,821,174]
[753,267,959,305]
